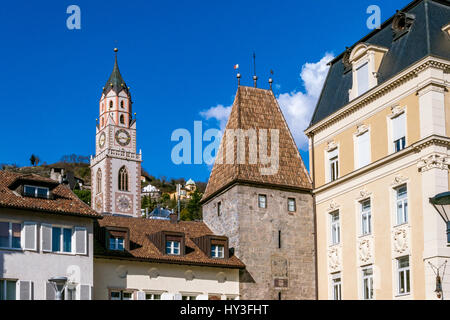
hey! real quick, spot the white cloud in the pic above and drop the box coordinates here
[277,52,334,150]
[199,104,231,131]
[200,53,334,151]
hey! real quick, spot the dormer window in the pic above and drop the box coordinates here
[109,236,124,251]
[24,185,49,199]
[349,44,388,100]
[166,240,180,255]
[211,244,224,258]
[106,227,129,252]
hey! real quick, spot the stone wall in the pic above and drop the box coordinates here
[203,184,316,300]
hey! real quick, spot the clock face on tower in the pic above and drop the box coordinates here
[99,132,106,149]
[115,129,131,146]
[116,194,132,212]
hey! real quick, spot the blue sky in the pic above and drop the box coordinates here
[0,0,411,182]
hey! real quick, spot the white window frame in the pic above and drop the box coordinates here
[258,194,267,209]
[23,185,49,199]
[360,199,372,236]
[331,273,342,300]
[166,240,180,255]
[387,109,407,154]
[110,290,133,300]
[288,198,296,213]
[211,244,225,258]
[354,129,371,170]
[182,295,198,300]
[51,225,74,254]
[327,148,339,183]
[397,256,411,296]
[0,221,22,250]
[395,185,408,226]
[356,61,370,97]
[330,211,340,246]
[109,236,124,251]
[362,267,374,300]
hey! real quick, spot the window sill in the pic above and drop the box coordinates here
[0,247,23,252]
[393,222,409,228]
[394,293,411,299]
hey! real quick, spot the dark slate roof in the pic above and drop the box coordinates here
[103,53,130,97]
[309,0,450,127]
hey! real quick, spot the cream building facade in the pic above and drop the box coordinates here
[305,0,450,300]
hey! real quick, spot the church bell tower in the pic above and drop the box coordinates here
[90,49,142,217]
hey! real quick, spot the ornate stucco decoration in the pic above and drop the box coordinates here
[216,272,227,283]
[355,124,369,136]
[115,265,128,279]
[326,141,338,152]
[389,105,406,118]
[356,189,372,201]
[327,200,340,213]
[417,154,450,173]
[148,267,159,279]
[358,238,373,265]
[391,175,408,187]
[328,246,341,272]
[184,270,195,281]
[392,225,410,257]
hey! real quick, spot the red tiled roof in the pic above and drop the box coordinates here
[0,171,101,219]
[202,86,312,202]
[94,215,245,269]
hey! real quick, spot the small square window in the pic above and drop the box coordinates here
[166,240,180,255]
[211,244,225,258]
[258,195,267,209]
[288,198,296,212]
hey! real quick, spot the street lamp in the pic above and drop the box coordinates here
[429,192,450,244]
[48,277,68,300]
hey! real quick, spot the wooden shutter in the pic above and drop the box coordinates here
[161,293,174,300]
[23,222,37,251]
[74,227,87,255]
[19,281,33,300]
[137,291,146,300]
[79,285,91,300]
[46,282,55,300]
[41,224,52,252]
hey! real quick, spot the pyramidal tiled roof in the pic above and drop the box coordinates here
[103,53,130,97]
[202,86,312,203]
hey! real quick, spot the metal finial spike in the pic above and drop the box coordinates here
[253,75,258,88]
[237,73,241,86]
[114,48,118,53]
[269,78,273,90]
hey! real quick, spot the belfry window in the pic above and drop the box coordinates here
[120,100,124,109]
[120,115,125,125]
[96,169,102,194]
[118,166,129,191]
[109,101,113,109]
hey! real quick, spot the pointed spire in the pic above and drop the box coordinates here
[103,48,130,96]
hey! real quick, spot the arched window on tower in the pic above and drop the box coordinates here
[118,166,129,191]
[101,117,104,127]
[120,114,125,125]
[109,101,113,109]
[96,169,102,194]
[120,100,124,109]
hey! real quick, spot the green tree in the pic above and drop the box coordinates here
[182,189,203,221]
[73,189,91,206]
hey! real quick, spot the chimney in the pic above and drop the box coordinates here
[169,212,178,224]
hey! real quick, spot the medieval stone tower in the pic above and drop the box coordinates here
[90,49,142,217]
[202,84,316,300]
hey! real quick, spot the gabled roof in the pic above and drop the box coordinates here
[202,86,312,203]
[94,215,245,269]
[308,0,450,128]
[0,171,101,219]
[103,53,130,97]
